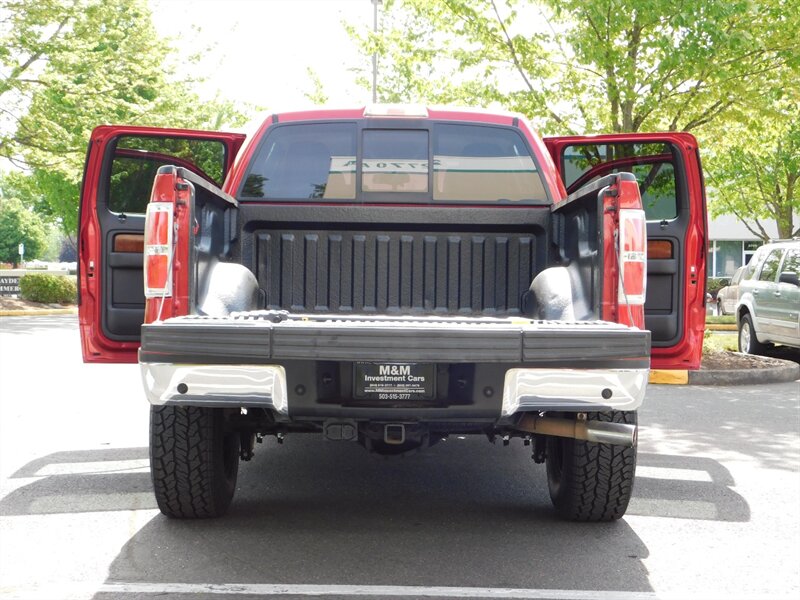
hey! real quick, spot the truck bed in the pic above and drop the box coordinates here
[236,204,552,316]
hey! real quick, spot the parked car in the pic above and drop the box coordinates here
[716,266,746,315]
[736,240,800,354]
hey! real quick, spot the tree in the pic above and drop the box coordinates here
[304,67,330,105]
[0,0,248,233]
[350,0,799,135]
[0,198,48,267]
[708,108,799,240]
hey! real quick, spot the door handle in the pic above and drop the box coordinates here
[753,290,759,295]
[773,291,781,297]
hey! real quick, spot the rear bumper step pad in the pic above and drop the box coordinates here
[139,313,650,367]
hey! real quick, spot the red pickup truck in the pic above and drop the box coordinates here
[78,105,707,521]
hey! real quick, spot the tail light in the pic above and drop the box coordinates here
[144,202,173,298]
[618,208,647,325]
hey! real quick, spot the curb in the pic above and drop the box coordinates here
[649,370,689,384]
[689,356,799,386]
[706,324,737,331]
[0,308,78,317]
[651,356,799,386]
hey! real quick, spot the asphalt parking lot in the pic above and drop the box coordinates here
[1,315,798,600]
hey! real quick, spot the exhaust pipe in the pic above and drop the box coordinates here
[516,413,637,447]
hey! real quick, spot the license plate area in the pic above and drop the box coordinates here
[354,362,436,401]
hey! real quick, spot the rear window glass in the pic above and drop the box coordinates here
[239,121,548,204]
[362,129,429,193]
[241,123,357,199]
[432,124,545,202]
[563,143,677,221]
[108,136,225,214]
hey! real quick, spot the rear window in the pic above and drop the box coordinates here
[433,124,545,202]
[241,123,357,200]
[362,129,429,193]
[239,121,549,204]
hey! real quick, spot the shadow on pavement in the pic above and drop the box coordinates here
[644,381,800,472]
[631,452,750,521]
[0,436,753,597]
[1,447,155,515]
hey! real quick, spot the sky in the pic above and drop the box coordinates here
[149,0,377,124]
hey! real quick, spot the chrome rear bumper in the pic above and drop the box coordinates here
[141,363,288,413]
[140,362,647,416]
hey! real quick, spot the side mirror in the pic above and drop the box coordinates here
[778,271,799,286]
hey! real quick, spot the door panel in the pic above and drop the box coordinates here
[754,248,785,340]
[79,126,246,363]
[544,133,707,370]
[775,249,800,344]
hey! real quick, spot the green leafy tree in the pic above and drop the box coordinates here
[304,67,330,105]
[350,0,799,135]
[708,106,800,240]
[0,198,48,266]
[0,0,248,234]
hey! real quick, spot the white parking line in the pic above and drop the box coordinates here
[98,583,660,598]
[35,459,150,477]
[635,466,713,482]
[1,582,662,600]
[4,581,795,600]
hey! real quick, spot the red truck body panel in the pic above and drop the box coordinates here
[79,109,706,369]
[78,125,245,363]
[544,133,707,369]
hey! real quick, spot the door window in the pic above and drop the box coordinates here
[108,136,226,214]
[562,143,677,221]
[781,249,799,275]
[758,249,784,282]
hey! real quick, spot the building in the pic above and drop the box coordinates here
[706,214,786,278]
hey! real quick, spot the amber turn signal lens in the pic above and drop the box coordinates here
[647,240,673,259]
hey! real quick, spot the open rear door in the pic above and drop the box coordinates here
[544,133,708,370]
[79,126,246,363]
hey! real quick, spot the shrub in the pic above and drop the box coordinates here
[19,273,77,304]
[706,277,730,298]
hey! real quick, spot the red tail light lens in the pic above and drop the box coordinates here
[619,208,647,306]
[144,203,173,298]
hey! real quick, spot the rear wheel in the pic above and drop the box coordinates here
[738,313,769,355]
[546,411,637,521]
[150,405,239,518]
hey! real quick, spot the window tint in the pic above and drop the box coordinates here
[241,123,357,199]
[758,249,783,282]
[108,136,225,214]
[744,246,766,278]
[781,249,799,274]
[362,129,428,193]
[563,143,677,221]
[432,124,546,203]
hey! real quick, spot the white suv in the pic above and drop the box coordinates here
[736,240,800,354]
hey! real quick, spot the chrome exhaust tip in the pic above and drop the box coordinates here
[516,414,637,447]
